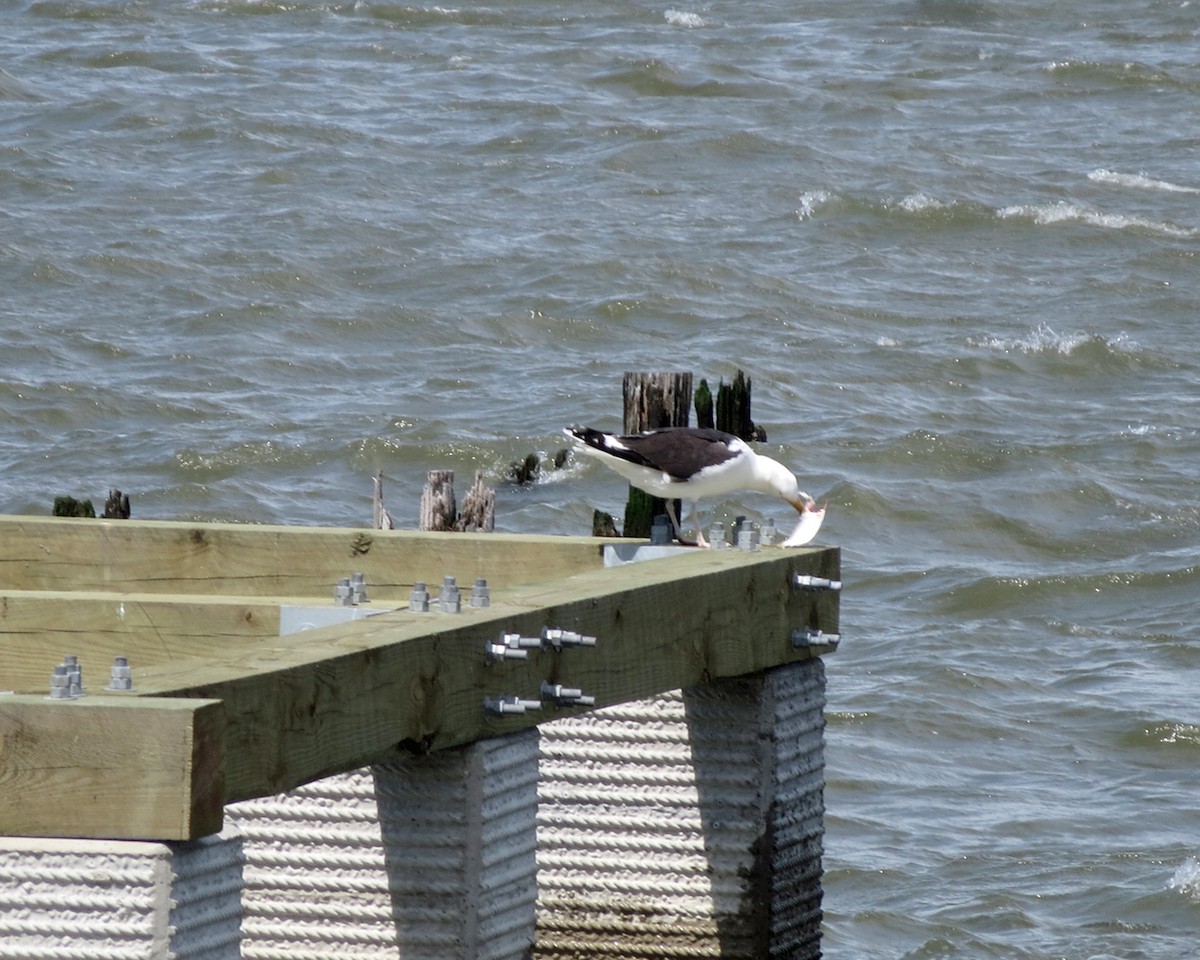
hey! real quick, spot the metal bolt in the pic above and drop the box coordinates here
[791,627,840,650]
[793,574,843,592]
[649,514,672,545]
[48,663,72,700]
[486,631,537,662]
[540,627,597,650]
[540,680,596,707]
[761,518,776,545]
[334,578,354,607]
[502,631,543,650]
[709,522,727,549]
[409,582,430,612]
[470,578,490,608]
[107,656,134,691]
[64,654,83,697]
[484,694,543,715]
[486,631,541,662]
[485,641,528,662]
[439,575,461,613]
[350,572,368,604]
[736,528,758,551]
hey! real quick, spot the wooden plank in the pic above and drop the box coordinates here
[0,695,224,841]
[129,546,840,806]
[0,591,311,693]
[0,516,606,598]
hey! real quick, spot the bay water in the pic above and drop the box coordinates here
[3,1,1198,956]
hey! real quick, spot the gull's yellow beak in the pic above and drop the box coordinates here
[786,495,818,514]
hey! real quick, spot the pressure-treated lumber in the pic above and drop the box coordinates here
[135,547,838,803]
[0,590,311,692]
[0,543,837,841]
[0,695,224,840]
[0,511,838,842]
[0,516,606,598]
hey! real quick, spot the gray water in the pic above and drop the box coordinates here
[3,1,1199,956]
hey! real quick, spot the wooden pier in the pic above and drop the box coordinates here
[0,514,840,959]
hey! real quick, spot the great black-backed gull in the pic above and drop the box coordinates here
[564,425,824,548]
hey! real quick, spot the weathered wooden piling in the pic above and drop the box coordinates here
[419,469,457,531]
[695,377,715,430]
[622,371,692,539]
[103,487,131,519]
[456,469,496,532]
[716,369,764,442]
[51,494,95,517]
[419,469,496,533]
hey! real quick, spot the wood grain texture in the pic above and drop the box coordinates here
[0,695,224,840]
[133,546,839,806]
[0,590,299,692]
[0,516,606,598]
[0,513,839,841]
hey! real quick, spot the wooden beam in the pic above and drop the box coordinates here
[0,591,308,693]
[0,695,224,840]
[0,513,839,842]
[131,546,839,807]
[0,516,607,598]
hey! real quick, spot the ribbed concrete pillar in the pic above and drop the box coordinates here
[228,728,539,960]
[535,659,827,959]
[0,833,244,960]
[229,768,395,958]
[373,728,540,959]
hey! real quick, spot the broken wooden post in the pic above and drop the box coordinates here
[716,369,766,442]
[695,377,715,430]
[52,496,95,518]
[455,470,496,532]
[420,470,495,532]
[419,470,456,532]
[591,509,618,538]
[622,371,692,539]
[373,470,395,530]
[103,488,131,519]
[508,453,540,485]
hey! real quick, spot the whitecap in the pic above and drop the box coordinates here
[1169,857,1200,901]
[970,323,1138,357]
[1088,169,1199,194]
[665,9,704,27]
[894,193,946,213]
[996,201,1197,238]
[796,190,831,221]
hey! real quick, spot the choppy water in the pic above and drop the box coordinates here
[3,1,1199,956]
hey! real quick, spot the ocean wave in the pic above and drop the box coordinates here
[29,0,149,21]
[175,440,322,478]
[796,190,833,221]
[890,192,950,214]
[1147,723,1200,747]
[1044,58,1175,86]
[996,201,1197,238]
[664,9,704,28]
[1170,858,1200,902]
[939,564,1200,619]
[969,323,1138,359]
[1088,169,1200,194]
[797,189,997,228]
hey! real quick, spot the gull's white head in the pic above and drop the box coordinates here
[754,454,815,515]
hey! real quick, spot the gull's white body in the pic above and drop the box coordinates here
[564,425,823,547]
